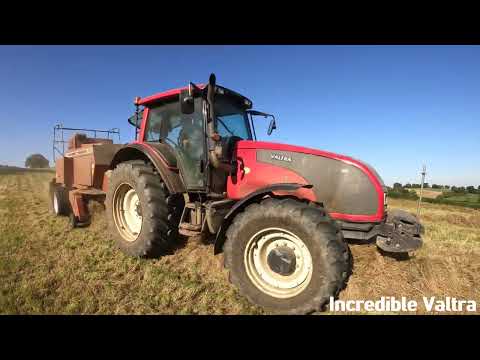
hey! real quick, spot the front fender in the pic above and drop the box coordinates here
[110,143,185,194]
[213,183,313,254]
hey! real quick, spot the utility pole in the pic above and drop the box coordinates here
[417,164,427,218]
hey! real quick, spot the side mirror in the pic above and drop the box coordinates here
[267,118,277,135]
[180,89,194,114]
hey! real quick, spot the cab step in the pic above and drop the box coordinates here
[178,221,202,237]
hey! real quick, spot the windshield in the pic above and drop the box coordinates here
[215,96,253,140]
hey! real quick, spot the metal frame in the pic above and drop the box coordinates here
[52,124,121,163]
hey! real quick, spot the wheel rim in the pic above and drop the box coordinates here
[113,183,142,242]
[53,192,59,214]
[244,227,313,299]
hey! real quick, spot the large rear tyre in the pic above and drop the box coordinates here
[223,198,351,314]
[106,161,183,258]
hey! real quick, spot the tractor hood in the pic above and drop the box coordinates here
[234,140,386,223]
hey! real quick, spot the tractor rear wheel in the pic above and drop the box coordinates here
[49,181,70,216]
[223,198,351,314]
[106,160,183,258]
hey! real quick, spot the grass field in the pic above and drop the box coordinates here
[411,187,480,202]
[1,171,479,314]
[411,188,480,210]
[411,188,443,199]
[444,193,480,202]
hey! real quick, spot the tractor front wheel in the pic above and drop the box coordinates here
[223,198,351,314]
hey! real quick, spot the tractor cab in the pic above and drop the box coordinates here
[128,76,277,194]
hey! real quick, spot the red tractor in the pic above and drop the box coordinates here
[50,73,423,314]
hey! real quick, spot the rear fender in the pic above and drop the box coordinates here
[213,183,313,254]
[110,143,185,194]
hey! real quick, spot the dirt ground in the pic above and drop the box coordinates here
[1,171,479,314]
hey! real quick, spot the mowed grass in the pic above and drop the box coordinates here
[0,172,260,314]
[1,171,479,314]
[411,188,444,199]
[339,198,480,314]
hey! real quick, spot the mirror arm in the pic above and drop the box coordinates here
[189,82,202,94]
[134,103,139,141]
[247,110,277,136]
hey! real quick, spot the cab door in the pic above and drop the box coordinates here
[143,98,207,191]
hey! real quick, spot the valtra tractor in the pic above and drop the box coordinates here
[50,73,424,314]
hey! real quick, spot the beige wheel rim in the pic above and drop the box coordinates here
[113,183,142,242]
[53,192,59,214]
[244,227,313,299]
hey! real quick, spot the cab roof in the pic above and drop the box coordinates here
[136,84,207,106]
[136,84,252,108]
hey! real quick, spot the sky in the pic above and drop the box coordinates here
[0,45,479,187]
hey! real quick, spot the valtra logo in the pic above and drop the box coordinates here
[270,153,292,162]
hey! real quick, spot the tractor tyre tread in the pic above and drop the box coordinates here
[223,197,351,314]
[106,160,183,258]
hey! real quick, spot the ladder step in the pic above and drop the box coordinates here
[179,222,201,231]
[179,228,202,237]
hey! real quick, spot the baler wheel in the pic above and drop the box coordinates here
[49,182,70,216]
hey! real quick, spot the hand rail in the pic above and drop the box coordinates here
[52,124,121,163]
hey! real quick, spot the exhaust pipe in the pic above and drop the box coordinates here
[206,73,230,173]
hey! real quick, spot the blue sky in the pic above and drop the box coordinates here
[0,45,478,186]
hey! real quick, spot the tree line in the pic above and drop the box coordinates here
[393,183,480,194]
[388,182,480,209]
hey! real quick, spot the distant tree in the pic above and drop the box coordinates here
[444,185,450,190]
[432,184,441,189]
[467,186,476,194]
[387,187,418,200]
[404,183,412,188]
[423,183,429,188]
[393,182,403,190]
[25,154,49,169]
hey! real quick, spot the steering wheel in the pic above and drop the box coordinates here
[162,136,179,148]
